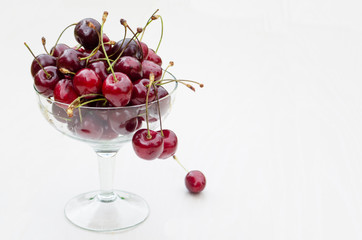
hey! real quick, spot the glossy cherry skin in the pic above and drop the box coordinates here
[53,79,79,104]
[74,112,104,140]
[140,42,149,59]
[56,48,86,73]
[34,66,62,97]
[31,54,56,77]
[132,129,164,160]
[130,78,155,105]
[73,68,102,96]
[157,129,178,159]
[100,34,113,55]
[88,61,109,81]
[113,56,143,81]
[185,170,206,193]
[156,86,169,99]
[142,60,162,80]
[110,38,143,61]
[74,18,101,50]
[146,49,162,66]
[102,72,133,106]
[50,43,70,57]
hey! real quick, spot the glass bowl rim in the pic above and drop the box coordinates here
[34,72,178,110]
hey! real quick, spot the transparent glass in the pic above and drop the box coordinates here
[35,73,177,232]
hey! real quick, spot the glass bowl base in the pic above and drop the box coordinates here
[64,190,149,232]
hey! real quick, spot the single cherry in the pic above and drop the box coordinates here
[73,68,102,96]
[157,129,178,159]
[53,79,79,104]
[110,38,143,61]
[130,78,155,105]
[74,18,101,50]
[146,49,162,66]
[142,60,162,80]
[34,66,62,97]
[185,170,206,193]
[102,72,133,107]
[57,48,86,73]
[88,61,109,81]
[50,43,70,57]
[140,42,149,59]
[132,129,164,160]
[113,56,143,81]
[31,54,56,77]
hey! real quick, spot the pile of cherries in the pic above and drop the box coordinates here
[26,11,206,193]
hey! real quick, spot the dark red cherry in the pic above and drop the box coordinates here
[157,86,169,99]
[88,61,109,81]
[110,38,143,61]
[74,18,101,50]
[157,129,178,159]
[142,60,162,80]
[113,56,143,81]
[31,54,56,77]
[74,112,104,140]
[56,48,86,73]
[50,43,70,57]
[146,49,162,66]
[130,78,155,105]
[34,66,62,97]
[140,42,149,59]
[132,129,164,160]
[53,79,79,104]
[73,68,102,96]
[84,49,105,61]
[185,170,206,193]
[102,72,133,107]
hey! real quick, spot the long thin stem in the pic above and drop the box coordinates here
[24,42,51,78]
[139,9,159,41]
[155,15,164,53]
[41,37,49,55]
[173,155,188,172]
[152,82,163,137]
[100,11,117,81]
[145,73,155,138]
[50,23,77,56]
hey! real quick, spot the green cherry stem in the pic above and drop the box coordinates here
[50,23,77,56]
[145,73,155,139]
[139,9,159,41]
[152,81,164,137]
[155,15,164,54]
[24,42,51,78]
[173,155,189,172]
[100,11,118,82]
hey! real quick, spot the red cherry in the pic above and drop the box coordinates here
[74,18,101,50]
[88,61,109,81]
[56,48,86,73]
[74,112,104,140]
[157,130,178,159]
[73,68,102,96]
[132,129,164,160]
[130,78,155,105]
[142,60,162,80]
[185,170,206,193]
[102,72,133,107]
[50,43,70,57]
[113,56,143,81]
[34,66,62,97]
[140,42,149,59]
[146,49,162,66]
[53,79,79,104]
[31,54,56,77]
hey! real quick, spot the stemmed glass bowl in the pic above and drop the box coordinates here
[35,72,177,232]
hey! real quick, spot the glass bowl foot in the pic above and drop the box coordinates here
[64,190,149,232]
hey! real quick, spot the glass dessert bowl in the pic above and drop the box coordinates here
[35,73,177,232]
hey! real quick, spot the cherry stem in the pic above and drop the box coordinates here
[50,23,77,56]
[145,73,155,139]
[107,20,141,71]
[24,42,51,78]
[152,82,163,137]
[67,93,103,117]
[125,23,143,60]
[139,9,159,42]
[173,155,188,172]
[100,11,118,82]
[41,37,49,55]
[160,61,174,81]
[156,79,204,91]
[155,15,163,54]
[108,23,127,59]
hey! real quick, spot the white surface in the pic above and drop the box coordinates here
[2,0,362,239]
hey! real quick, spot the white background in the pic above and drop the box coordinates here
[2,0,362,239]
